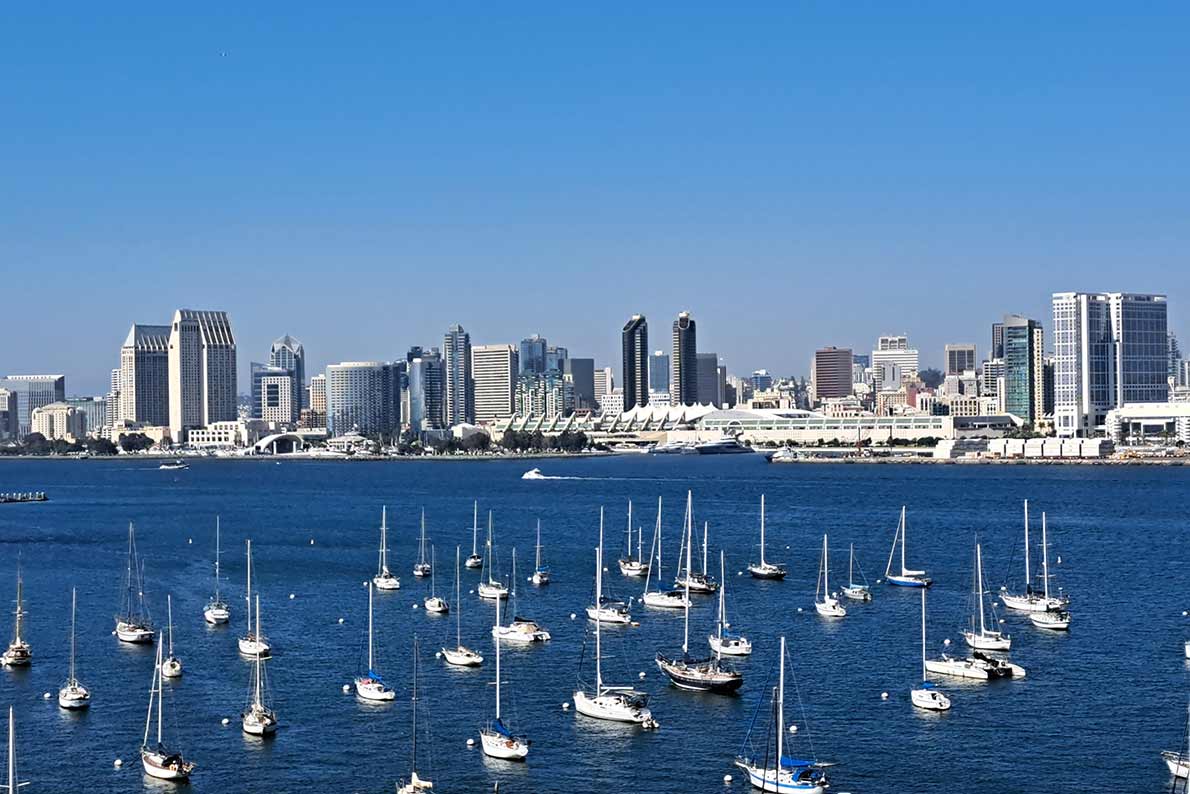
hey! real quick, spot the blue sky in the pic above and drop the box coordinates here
[3,3,1188,393]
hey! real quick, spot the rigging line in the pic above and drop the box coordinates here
[783,640,819,763]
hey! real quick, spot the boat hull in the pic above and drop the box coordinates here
[675,574,718,593]
[656,654,743,693]
[1029,611,1071,631]
[238,637,271,658]
[572,690,652,723]
[141,749,194,781]
[709,635,753,656]
[355,678,396,701]
[464,555,483,569]
[442,646,484,666]
[423,597,449,614]
[492,623,550,643]
[1163,751,1189,779]
[814,599,846,618]
[643,591,688,609]
[618,560,649,577]
[585,605,631,624]
[748,564,786,581]
[116,622,155,644]
[531,571,550,586]
[886,575,931,588]
[161,657,184,678]
[241,707,279,736]
[373,574,401,591]
[841,585,872,602]
[58,685,91,710]
[911,687,951,711]
[203,605,230,625]
[1000,592,1065,612]
[963,631,1011,651]
[477,582,509,600]
[0,642,31,666]
[738,762,826,793]
[480,730,529,760]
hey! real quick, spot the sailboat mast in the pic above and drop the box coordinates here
[379,506,388,573]
[823,535,830,593]
[254,594,263,707]
[214,516,222,601]
[1041,512,1050,600]
[167,594,174,655]
[142,641,156,746]
[702,521,709,576]
[155,639,163,746]
[367,582,374,671]
[716,550,725,663]
[900,506,907,575]
[494,597,502,721]
[6,706,14,794]
[419,509,427,565]
[485,512,493,584]
[69,587,77,683]
[535,520,542,570]
[920,588,927,680]
[454,547,462,646]
[848,544,854,588]
[759,495,766,564]
[246,540,253,638]
[594,509,604,694]
[472,501,478,556]
[626,500,633,558]
[430,547,437,597]
[976,543,987,635]
[410,638,419,776]
[682,492,692,655]
[1023,500,1031,593]
[776,636,785,768]
[13,569,22,643]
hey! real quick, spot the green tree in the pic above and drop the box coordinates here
[119,433,154,452]
[20,433,50,455]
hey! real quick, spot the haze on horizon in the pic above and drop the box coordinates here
[2,3,1187,394]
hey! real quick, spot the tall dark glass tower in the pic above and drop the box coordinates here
[621,315,649,411]
[671,311,698,406]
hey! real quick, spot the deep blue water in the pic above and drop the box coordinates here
[0,456,1188,794]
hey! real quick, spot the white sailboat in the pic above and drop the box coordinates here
[141,633,196,780]
[962,542,1010,651]
[709,550,751,656]
[813,535,846,618]
[1028,512,1072,631]
[531,519,551,586]
[465,501,483,569]
[586,508,631,624]
[442,546,484,667]
[423,547,448,614]
[396,638,433,794]
[883,506,932,588]
[642,496,688,609]
[160,594,183,678]
[674,512,718,593]
[492,549,550,642]
[618,500,649,577]
[657,500,743,694]
[1000,500,1068,613]
[115,522,155,643]
[355,581,396,701]
[1161,700,1190,780]
[237,540,271,658]
[734,636,831,793]
[203,517,231,624]
[58,587,91,709]
[480,597,530,760]
[911,589,951,711]
[1,563,30,667]
[748,494,786,580]
[413,509,431,578]
[373,506,401,591]
[840,543,872,602]
[573,542,655,725]
[477,511,509,600]
[241,594,278,736]
[4,706,28,793]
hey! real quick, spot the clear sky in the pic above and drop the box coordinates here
[3,3,1188,394]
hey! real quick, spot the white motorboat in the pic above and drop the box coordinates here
[708,550,752,656]
[962,541,1010,651]
[618,500,649,577]
[141,634,196,781]
[1000,501,1068,612]
[160,594,183,678]
[158,460,188,471]
[355,582,396,702]
[58,587,91,710]
[735,636,831,793]
[238,540,271,659]
[694,435,754,454]
[1,564,30,667]
[115,522,155,644]
[748,495,787,580]
[477,511,509,600]
[492,550,550,642]
[531,519,551,586]
[769,446,801,463]
[642,496,689,609]
[573,540,654,726]
[480,598,530,760]
[413,509,432,578]
[813,534,847,618]
[925,650,1027,681]
[911,589,951,711]
[373,506,401,591]
[649,439,691,454]
[1161,701,1190,780]
[423,546,449,614]
[883,506,932,588]
[203,517,231,624]
[464,500,484,569]
[521,468,546,480]
[840,543,872,602]
[241,595,278,736]
[442,546,483,667]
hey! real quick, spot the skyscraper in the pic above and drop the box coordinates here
[443,324,473,426]
[944,344,977,375]
[696,352,720,406]
[119,324,170,427]
[593,367,614,404]
[0,389,17,440]
[1052,292,1168,436]
[871,335,919,390]
[167,309,237,440]
[269,334,306,414]
[324,361,400,438]
[0,375,66,438]
[563,357,595,411]
[621,315,649,411]
[1002,315,1044,425]
[250,362,292,422]
[407,351,445,431]
[1169,332,1182,383]
[810,347,853,403]
[670,311,698,406]
[991,323,1005,360]
[649,351,669,394]
[472,344,519,423]
[519,335,547,375]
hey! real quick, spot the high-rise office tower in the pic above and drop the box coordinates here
[1169,332,1182,383]
[545,345,568,373]
[750,369,774,393]
[119,324,170,427]
[519,335,547,375]
[670,311,698,406]
[0,389,17,440]
[250,362,293,422]
[810,347,853,403]
[649,351,669,394]
[870,335,919,391]
[1052,292,1169,436]
[594,367,614,403]
[696,352,720,406]
[0,375,66,438]
[408,351,445,430]
[167,309,237,440]
[310,374,327,415]
[269,334,306,414]
[443,324,473,426]
[945,344,977,376]
[563,358,595,411]
[108,368,121,428]
[621,315,649,411]
[324,361,400,437]
[1002,315,1044,425]
[991,323,1005,360]
[472,344,519,423]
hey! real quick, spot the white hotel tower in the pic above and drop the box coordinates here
[167,309,237,441]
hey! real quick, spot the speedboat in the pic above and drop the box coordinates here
[492,616,550,643]
[521,468,546,480]
[649,440,691,454]
[769,447,801,463]
[158,460,189,471]
[694,436,754,454]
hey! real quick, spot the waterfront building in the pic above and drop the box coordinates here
[250,363,291,421]
[107,368,121,430]
[1002,315,1044,426]
[0,375,66,438]
[30,402,84,441]
[1180,360,1190,389]
[325,361,399,438]
[519,335,547,374]
[870,335,919,391]
[563,358,595,410]
[444,324,474,426]
[119,324,170,427]
[810,347,853,404]
[260,374,296,424]
[1106,402,1190,445]
[186,419,269,449]
[65,397,106,436]
[621,314,650,411]
[670,311,698,406]
[945,344,976,375]
[472,344,519,422]
[269,334,306,413]
[1052,292,1168,437]
[0,389,17,440]
[167,310,237,441]
[650,351,670,394]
